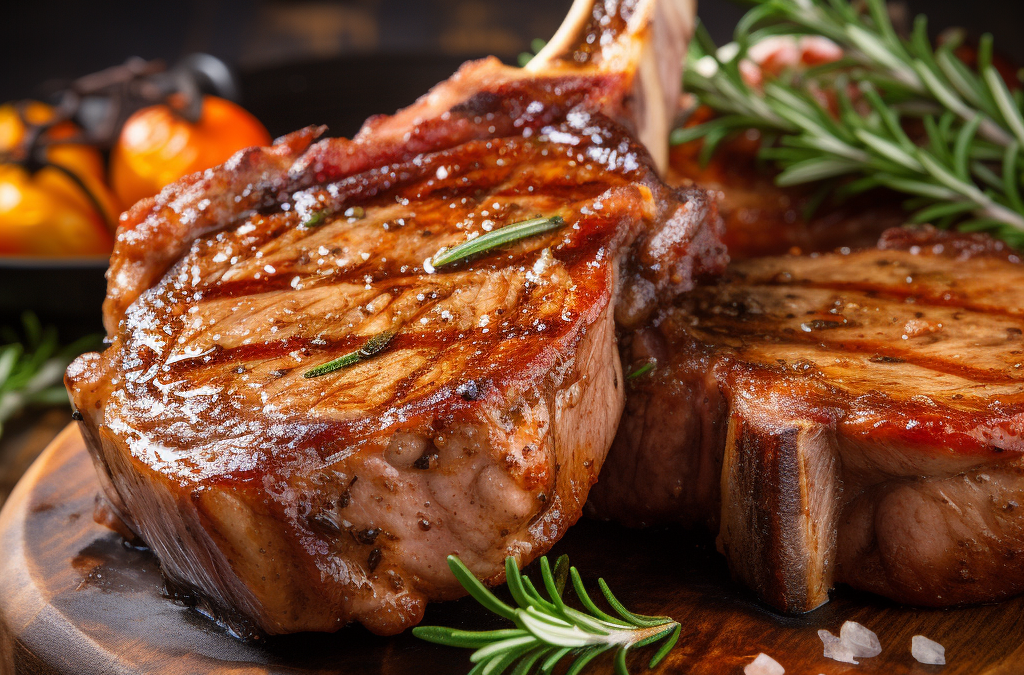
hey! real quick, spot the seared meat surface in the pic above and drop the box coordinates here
[590,227,1024,612]
[66,0,725,636]
[666,139,906,259]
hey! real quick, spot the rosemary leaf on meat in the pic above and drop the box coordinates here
[627,362,655,380]
[302,330,395,378]
[0,313,101,439]
[674,0,1024,246]
[302,210,328,228]
[413,554,681,675]
[427,216,566,271]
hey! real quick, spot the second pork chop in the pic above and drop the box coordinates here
[590,226,1024,612]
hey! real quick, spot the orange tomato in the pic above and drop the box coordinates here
[0,164,114,256]
[0,102,118,256]
[111,95,271,208]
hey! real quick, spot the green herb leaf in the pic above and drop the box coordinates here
[428,216,565,271]
[414,554,680,674]
[676,0,1024,242]
[302,330,395,378]
[302,210,327,228]
[627,362,655,380]
[0,313,102,439]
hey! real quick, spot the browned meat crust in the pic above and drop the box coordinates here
[66,0,724,636]
[666,135,907,259]
[590,226,1024,612]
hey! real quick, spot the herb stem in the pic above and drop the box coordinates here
[427,216,565,272]
[303,330,395,378]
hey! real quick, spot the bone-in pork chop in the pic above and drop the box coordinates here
[589,226,1024,612]
[65,0,726,636]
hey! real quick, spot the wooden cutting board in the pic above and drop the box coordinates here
[0,424,1022,675]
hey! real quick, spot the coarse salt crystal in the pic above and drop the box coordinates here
[744,653,784,675]
[841,621,881,658]
[818,629,858,664]
[912,635,945,665]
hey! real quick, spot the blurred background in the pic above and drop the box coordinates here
[3,1,1023,137]
[0,0,1022,504]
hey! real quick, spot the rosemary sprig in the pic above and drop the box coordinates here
[0,314,101,438]
[414,554,680,675]
[426,216,565,272]
[674,0,1024,246]
[303,330,395,378]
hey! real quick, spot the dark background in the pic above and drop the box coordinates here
[3,0,1022,139]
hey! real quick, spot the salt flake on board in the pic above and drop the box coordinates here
[744,652,784,675]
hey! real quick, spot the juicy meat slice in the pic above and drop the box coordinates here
[589,226,1024,612]
[66,0,724,636]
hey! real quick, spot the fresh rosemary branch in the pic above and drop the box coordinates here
[0,314,101,438]
[674,0,1024,246]
[303,330,395,378]
[413,554,680,675]
[426,216,566,272]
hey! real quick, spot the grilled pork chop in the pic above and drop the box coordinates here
[590,226,1024,612]
[65,0,725,636]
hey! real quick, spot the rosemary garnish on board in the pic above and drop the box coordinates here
[674,0,1024,246]
[0,313,101,439]
[414,554,680,675]
[427,216,566,271]
[303,330,395,378]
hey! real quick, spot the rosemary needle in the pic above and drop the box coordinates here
[303,330,395,378]
[627,362,655,380]
[414,554,680,675]
[427,216,565,271]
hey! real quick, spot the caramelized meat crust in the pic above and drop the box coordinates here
[67,0,723,636]
[591,227,1024,611]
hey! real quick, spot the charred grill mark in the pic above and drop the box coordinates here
[196,220,595,302]
[703,321,1024,386]
[388,348,447,406]
[750,277,1023,318]
[160,337,351,375]
[685,281,1024,386]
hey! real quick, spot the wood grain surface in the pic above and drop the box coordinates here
[1,424,1022,675]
